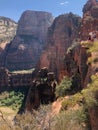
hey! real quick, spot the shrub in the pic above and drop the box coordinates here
[55,76,72,97]
[61,93,83,110]
[82,74,98,108]
[0,91,24,111]
[51,108,89,130]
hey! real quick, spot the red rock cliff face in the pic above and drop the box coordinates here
[68,1,98,129]
[64,0,98,88]
[39,13,81,81]
[80,0,98,40]
[2,10,53,71]
[80,0,98,86]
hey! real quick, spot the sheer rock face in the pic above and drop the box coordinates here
[80,0,98,86]
[39,13,81,81]
[17,10,53,43]
[0,17,17,68]
[70,1,98,130]
[1,10,53,71]
[80,0,98,40]
[65,0,98,89]
[64,44,89,90]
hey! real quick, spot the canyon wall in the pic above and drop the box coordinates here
[65,1,98,129]
[39,13,81,81]
[0,11,53,71]
[0,67,33,91]
[0,17,17,67]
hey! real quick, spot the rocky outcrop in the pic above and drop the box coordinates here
[80,0,98,40]
[0,10,53,71]
[39,13,81,81]
[79,0,98,87]
[0,67,10,90]
[0,17,17,68]
[64,0,98,88]
[0,17,17,45]
[25,67,57,111]
[0,67,33,91]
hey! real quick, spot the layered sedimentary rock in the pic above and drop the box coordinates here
[0,16,17,45]
[0,67,33,91]
[39,13,81,81]
[80,0,98,40]
[0,17,17,67]
[1,10,53,71]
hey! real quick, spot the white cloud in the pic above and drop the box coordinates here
[60,1,69,6]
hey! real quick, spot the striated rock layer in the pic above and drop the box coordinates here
[39,13,81,81]
[0,10,53,71]
[0,16,17,45]
[0,17,17,67]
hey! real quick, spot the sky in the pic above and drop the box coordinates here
[0,0,86,22]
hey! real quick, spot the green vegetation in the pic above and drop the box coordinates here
[0,91,24,111]
[61,93,83,110]
[56,40,98,130]
[52,108,89,130]
[0,104,89,130]
[0,41,97,130]
[82,74,98,108]
[55,76,72,97]
[12,68,35,74]
[81,41,98,108]
[67,39,79,54]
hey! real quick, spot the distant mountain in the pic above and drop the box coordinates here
[0,10,53,71]
[0,16,17,45]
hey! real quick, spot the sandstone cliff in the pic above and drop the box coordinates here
[0,17,17,68]
[80,0,98,40]
[0,10,53,71]
[64,0,98,129]
[64,0,98,87]
[39,13,81,81]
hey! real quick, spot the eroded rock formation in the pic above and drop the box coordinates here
[0,11,53,71]
[64,0,98,87]
[80,0,98,40]
[25,67,57,111]
[64,1,98,129]
[0,67,33,92]
[0,16,17,45]
[0,17,17,67]
[39,13,81,81]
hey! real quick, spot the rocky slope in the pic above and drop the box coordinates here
[0,10,53,71]
[0,16,17,45]
[39,13,81,81]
